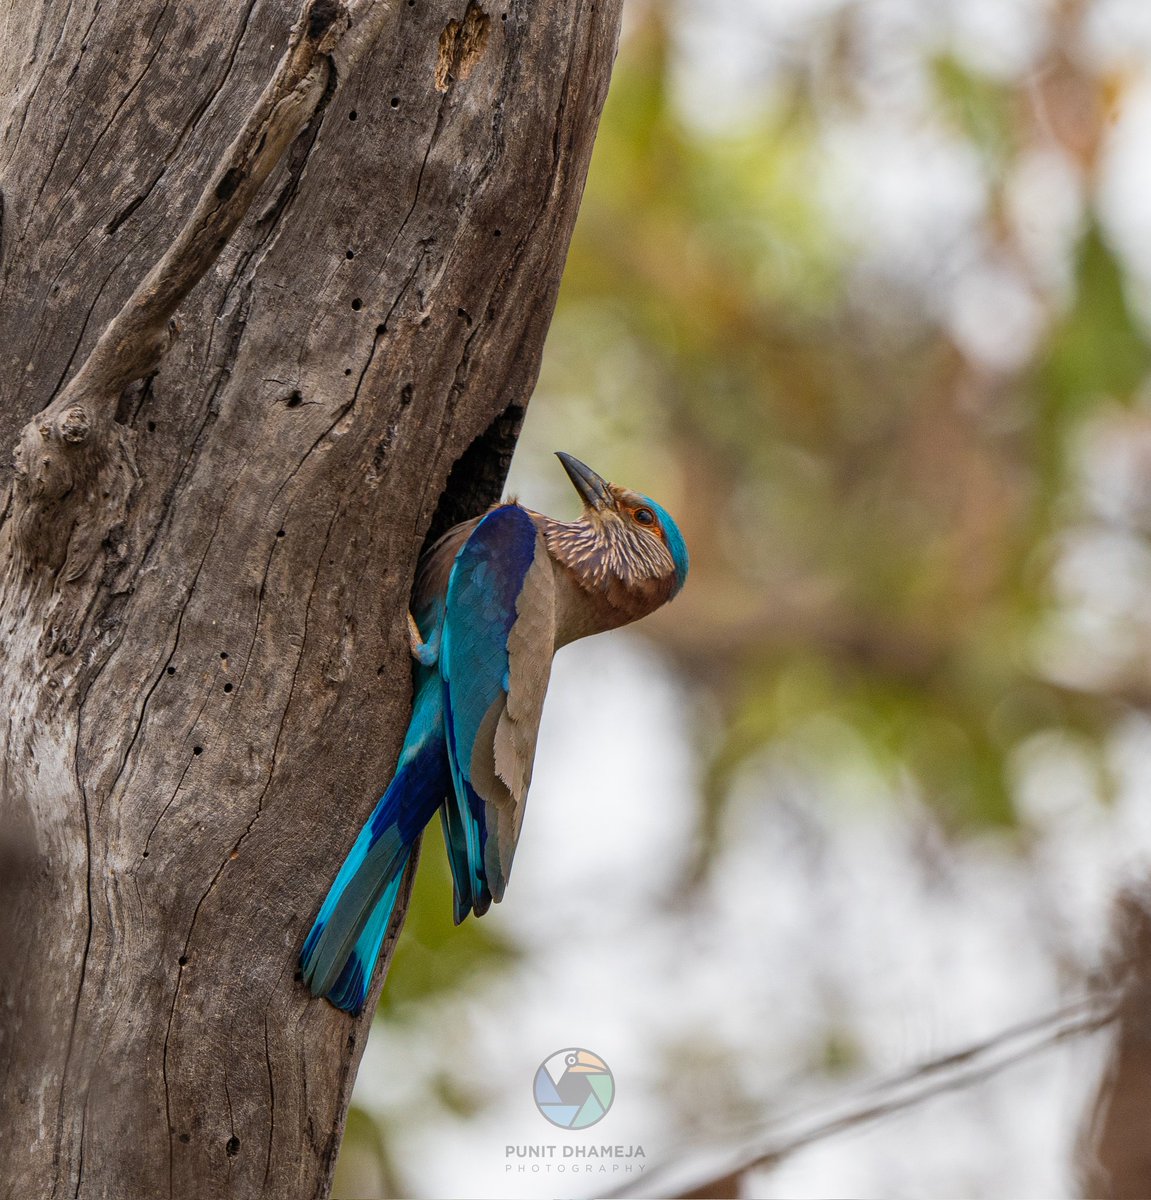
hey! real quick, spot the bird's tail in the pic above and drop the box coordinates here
[300,679,448,1013]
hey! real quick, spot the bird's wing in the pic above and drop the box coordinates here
[439,504,555,917]
[413,515,482,628]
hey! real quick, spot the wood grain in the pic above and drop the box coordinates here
[0,0,622,1194]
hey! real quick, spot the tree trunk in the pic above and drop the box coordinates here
[0,0,622,1196]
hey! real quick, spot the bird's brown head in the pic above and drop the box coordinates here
[548,452,689,624]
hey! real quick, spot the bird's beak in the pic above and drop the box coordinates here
[568,1050,609,1073]
[556,451,613,512]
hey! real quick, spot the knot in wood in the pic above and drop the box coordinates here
[59,406,90,445]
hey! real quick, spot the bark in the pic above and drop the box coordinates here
[0,0,622,1196]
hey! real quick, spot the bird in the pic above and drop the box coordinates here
[300,451,689,1013]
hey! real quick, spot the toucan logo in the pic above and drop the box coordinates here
[532,1048,615,1129]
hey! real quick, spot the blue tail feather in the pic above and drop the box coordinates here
[438,682,493,921]
[323,857,410,1013]
[301,674,448,1011]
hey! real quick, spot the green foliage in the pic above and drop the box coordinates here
[1041,222,1151,417]
[931,55,1016,174]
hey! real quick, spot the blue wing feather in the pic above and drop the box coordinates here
[301,503,543,1006]
[439,504,539,920]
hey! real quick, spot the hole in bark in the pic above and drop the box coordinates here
[166,666,176,676]
[215,167,244,201]
[457,308,472,325]
[390,96,400,108]
[193,746,203,756]
[223,682,233,693]
[351,298,363,311]
[421,402,524,546]
[220,652,229,660]
[345,249,355,259]
[306,0,340,37]
[147,420,157,431]
[226,1136,240,1157]
[348,110,358,121]
[179,1133,190,1144]
[277,529,286,538]
[307,0,342,38]
[178,955,189,966]
[493,228,501,237]
[401,383,414,405]
[343,368,352,376]
[376,323,386,335]
[142,850,149,858]
[285,390,303,408]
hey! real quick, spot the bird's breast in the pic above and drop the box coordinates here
[549,558,668,647]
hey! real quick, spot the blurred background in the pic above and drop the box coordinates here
[336,0,1151,1194]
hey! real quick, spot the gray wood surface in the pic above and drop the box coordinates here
[0,0,622,1195]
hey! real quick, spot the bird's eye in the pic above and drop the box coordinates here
[634,507,656,526]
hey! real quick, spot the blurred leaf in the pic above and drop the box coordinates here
[932,55,1015,173]
[1042,222,1151,414]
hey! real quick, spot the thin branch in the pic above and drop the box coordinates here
[607,989,1120,1199]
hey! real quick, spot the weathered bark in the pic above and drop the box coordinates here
[0,0,622,1196]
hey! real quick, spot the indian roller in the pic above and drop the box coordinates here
[300,452,689,1013]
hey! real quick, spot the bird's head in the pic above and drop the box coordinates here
[551,452,689,620]
[564,1048,610,1075]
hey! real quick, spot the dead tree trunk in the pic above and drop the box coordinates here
[0,0,622,1196]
